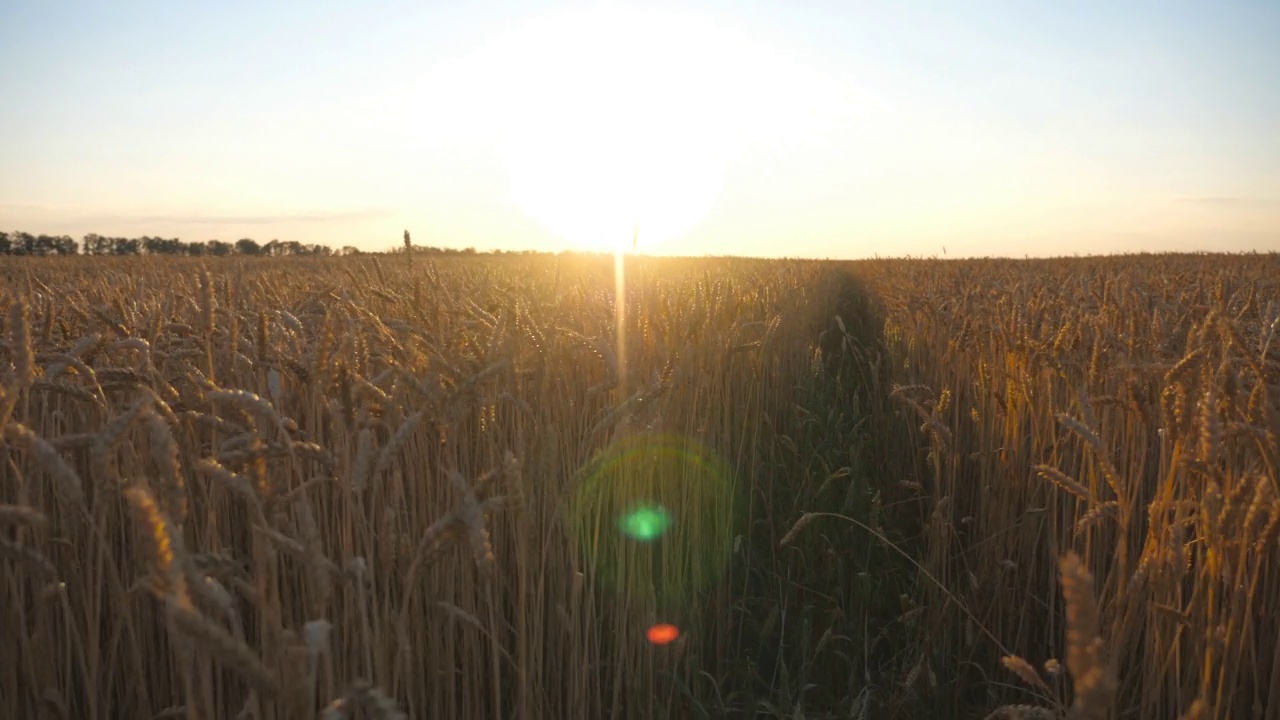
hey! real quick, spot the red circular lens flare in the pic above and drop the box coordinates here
[646,623,680,645]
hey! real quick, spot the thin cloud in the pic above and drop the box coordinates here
[89,207,396,226]
[1171,196,1280,208]
[1,204,396,228]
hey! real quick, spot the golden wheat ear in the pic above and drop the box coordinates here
[123,481,189,605]
[1059,551,1115,720]
[8,296,35,388]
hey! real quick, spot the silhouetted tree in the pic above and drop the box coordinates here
[236,238,261,256]
[143,236,182,255]
[53,235,77,255]
[12,232,36,255]
[83,234,106,255]
[207,240,232,256]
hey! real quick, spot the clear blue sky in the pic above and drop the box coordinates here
[2,0,1278,257]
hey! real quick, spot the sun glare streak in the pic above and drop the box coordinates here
[615,234,628,398]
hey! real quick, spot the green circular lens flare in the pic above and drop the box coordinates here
[618,504,671,542]
[569,433,739,613]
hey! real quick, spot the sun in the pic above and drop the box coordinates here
[413,3,862,254]
[425,5,767,253]
[488,5,744,253]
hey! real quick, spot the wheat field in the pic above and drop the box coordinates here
[854,254,1280,719]
[1,252,1278,719]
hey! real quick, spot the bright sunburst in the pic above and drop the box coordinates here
[415,3,853,253]
[492,5,735,252]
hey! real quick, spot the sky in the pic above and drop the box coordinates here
[2,0,1279,258]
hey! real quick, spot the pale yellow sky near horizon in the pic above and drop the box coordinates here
[2,1,1278,258]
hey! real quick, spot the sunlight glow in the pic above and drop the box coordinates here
[497,6,730,252]
[415,4,859,252]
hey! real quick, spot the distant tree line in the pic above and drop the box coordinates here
[0,231,363,257]
[409,244,478,255]
[405,245,546,256]
[1,230,564,258]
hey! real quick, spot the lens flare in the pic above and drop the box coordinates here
[569,433,738,610]
[618,503,671,542]
[646,623,680,645]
